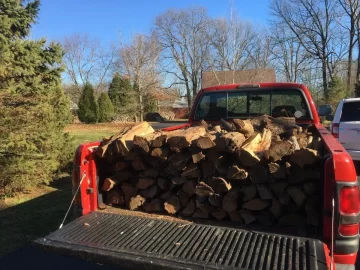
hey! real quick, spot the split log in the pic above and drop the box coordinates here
[182,179,197,196]
[290,148,319,168]
[240,185,257,201]
[208,193,222,207]
[167,152,192,171]
[143,198,164,212]
[196,200,214,215]
[289,165,306,183]
[129,195,146,210]
[105,189,125,205]
[268,163,286,179]
[211,207,228,221]
[157,177,170,191]
[212,125,222,132]
[164,196,181,215]
[288,136,300,150]
[177,189,190,208]
[96,126,132,158]
[220,119,235,131]
[189,147,206,164]
[181,162,201,178]
[227,165,248,180]
[308,137,322,152]
[195,182,214,197]
[304,168,321,180]
[249,164,268,184]
[193,135,216,149]
[278,213,306,226]
[237,133,262,166]
[278,192,291,205]
[268,141,293,162]
[303,182,317,196]
[171,176,186,185]
[101,171,132,191]
[192,209,209,219]
[114,161,128,171]
[215,132,246,152]
[181,199,196,217]
[152,134,167,148]
[287,186,306,207]
[305,203,319,226]
[132,159,145,171]
[228,211,244,223]
[240,210,256,224]
[205,148,221,163]
[206,177,231,194]
[222,189,240,212]
[268,182,287,197]
[160,191,173,201]
[140,185,160,199]
[166,126,207,151]
[143,169,158,178]
[151,147,169,160]
[201,160,216,178]
[114,122,155,157]
[257,185,274,200]
[233,119,254,138]
[136,178,155,190]
[270,200,282,218]
[120,183,137,206]
[242,199,270,211]
[215,155,232,175]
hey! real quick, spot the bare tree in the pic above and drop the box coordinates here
[117,34,162,121]
[271,0,345,100]
[337,0,360,94]
[62,33,116,92]
[270,22,312,82]
[155,7,209,109]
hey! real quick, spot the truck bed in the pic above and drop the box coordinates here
[35,211,329,270]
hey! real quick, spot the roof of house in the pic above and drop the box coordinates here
[201,69,276,89]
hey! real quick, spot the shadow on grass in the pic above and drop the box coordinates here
[0,176,74,257]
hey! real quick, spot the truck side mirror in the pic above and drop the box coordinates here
[325,115,334,121]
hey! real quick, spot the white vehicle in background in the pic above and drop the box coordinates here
[328,98,360,161]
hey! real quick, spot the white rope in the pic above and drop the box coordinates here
[59,173,86,229]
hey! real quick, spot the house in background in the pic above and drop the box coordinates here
[201,68,276,88]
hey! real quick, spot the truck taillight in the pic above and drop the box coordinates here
[340,186,359,214]
[331,123,339,138]
[339,186,360,236]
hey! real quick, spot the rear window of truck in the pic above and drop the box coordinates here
[194,88,310,120]
[340,101,360,122]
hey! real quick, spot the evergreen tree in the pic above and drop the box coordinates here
[77,83,99,123]
[98,92,114,122]
[108,72,136,115]
[0,0,73,193]
[328,76,347,109]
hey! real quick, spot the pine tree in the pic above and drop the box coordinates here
[0,0,73,193]
[78,83,99,123]
[98,92,115,122]
[108,72,136,115]
[328,76,347,109]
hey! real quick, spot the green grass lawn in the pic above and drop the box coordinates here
[70,130,114,148]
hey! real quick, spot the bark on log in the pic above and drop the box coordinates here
[211,207,228,221]
[181,199,196,217]
[166,126,207,151]
[240,185,257,201]
[227,165,248,180]
[240,210,256,224]
[215,132,246,152]
[222,189,240,212]
[206,177,232,194]
[193,135,216,149]
[257,184,274,200]
[195,182,214,197]
[140,185,160,199]
[143,198,164,212]
[182,179,197,196]
[181,162,201,178]
[136,178,155,190]
[164,196,181,215]
[167,152,192,171]
[290,148,319,168]
[106,189,125,205]
[208,193,222,207]
[171,176,186,185]
[121,183,137,207]
[220,119,235,131]
[268,141,293,162]
[129,195,146,210]
[233,119,254,138]
[242,199,270,211]
[201,160,216,178]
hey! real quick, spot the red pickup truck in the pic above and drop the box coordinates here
[36,83,359,270]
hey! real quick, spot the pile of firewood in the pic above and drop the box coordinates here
[96,116,323,228]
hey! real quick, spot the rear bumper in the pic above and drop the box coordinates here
[345,149,360,161]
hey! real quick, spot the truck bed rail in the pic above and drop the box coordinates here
[35,212,329,270]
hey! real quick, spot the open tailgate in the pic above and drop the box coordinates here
[35,212,330,270]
